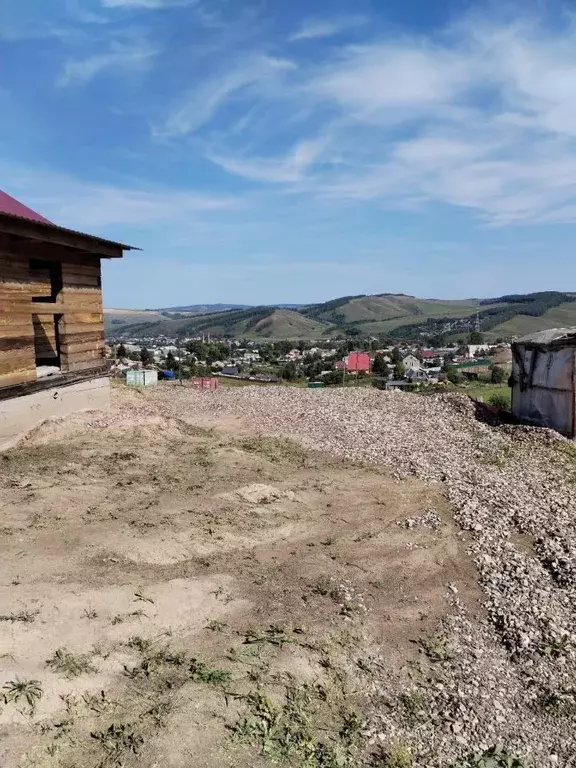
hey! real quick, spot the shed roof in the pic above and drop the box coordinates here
[516,328,576,347]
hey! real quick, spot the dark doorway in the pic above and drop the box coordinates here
[30,259,63,303]
[33,313,62,377]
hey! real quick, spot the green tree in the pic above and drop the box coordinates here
[186,340,205,357]
[372,353,390,377]
[140,347,153,366]
[322,370,345,386]
[490,365,506,384]
[391,347,403,364]
[116,343,127,358]
[469,331,484,344]
[393,362,405,379]
[164,351,178,371]
[274,340,292,357]
[445,365,463,384]
[281,362,298,381]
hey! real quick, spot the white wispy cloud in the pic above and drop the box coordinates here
[102,0,196,8]
[289,16,365,42]
[191,13,576,225]
[58,40,158,86]
[208,138,328,184]
[1,162,243,231]
[158,55,296,136]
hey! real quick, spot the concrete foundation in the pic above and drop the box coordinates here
[0,376,110,451]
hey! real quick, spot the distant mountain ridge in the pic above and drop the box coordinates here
[105,291,576,341]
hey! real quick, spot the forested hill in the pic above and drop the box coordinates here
[106,291,576,340]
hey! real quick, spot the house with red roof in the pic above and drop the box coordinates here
[345,352,370,373]
[0,189,136,449]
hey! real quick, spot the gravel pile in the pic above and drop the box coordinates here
[134,386,576,764]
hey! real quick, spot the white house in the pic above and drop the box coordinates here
[467,344,490,358]
[402,354,421,369]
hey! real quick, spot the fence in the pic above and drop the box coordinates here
[189,377,219,390]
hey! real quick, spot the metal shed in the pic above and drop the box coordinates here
[511,328,576,437]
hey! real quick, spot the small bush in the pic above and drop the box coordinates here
[488,393,510,410]
[46,648,96,678]
[454,744,530,767]
[3,678,43,713]
[374,742,412,767]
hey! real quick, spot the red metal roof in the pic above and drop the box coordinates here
[0,189,137,252]
[346,352,370,372]
[0,190,53,225]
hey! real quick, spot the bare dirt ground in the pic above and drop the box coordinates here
[2,382,576,768]
[0,384,483,768]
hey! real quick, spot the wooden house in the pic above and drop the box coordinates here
[0,190,136,449]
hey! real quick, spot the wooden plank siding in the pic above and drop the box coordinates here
[32,314,58,360]
[0,239,106,387]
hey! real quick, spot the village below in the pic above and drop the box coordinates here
[108,326,513,408]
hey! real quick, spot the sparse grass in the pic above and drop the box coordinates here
[3,678,43,714]
[188,658,232,685]
[310,576,335,597]
[91,722,144,767]
[537,685,576,716]
[453,382,511,407]
[373,742,413,767]
[83,690,115,715]
[133,589,154,604]
[477,439,515,468]
[205,619,227,632]
[244,624,305,647]
[0,607,39,623]
[125,635,154,654]
[83,607,98,619]
[123,641,231,687]
[419,635,457,662]
[111,609,147,625]
[140,698,173,727]
[398,690,429,725]
[230,682,363,767]
[46,648,97,678]
[239,435,307,465]
[541,633,572,659]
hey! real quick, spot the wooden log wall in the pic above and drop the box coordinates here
[32,314,58,360]
[0,233,106,387]
[0,250,36,387]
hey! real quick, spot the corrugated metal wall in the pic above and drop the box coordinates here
[511,345,574,436]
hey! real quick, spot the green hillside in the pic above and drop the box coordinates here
[110,291,576,341]
[104,308,162,332]
[119,306,329,340]
[486,301,576,339]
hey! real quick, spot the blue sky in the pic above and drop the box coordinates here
[1,0,576,308]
